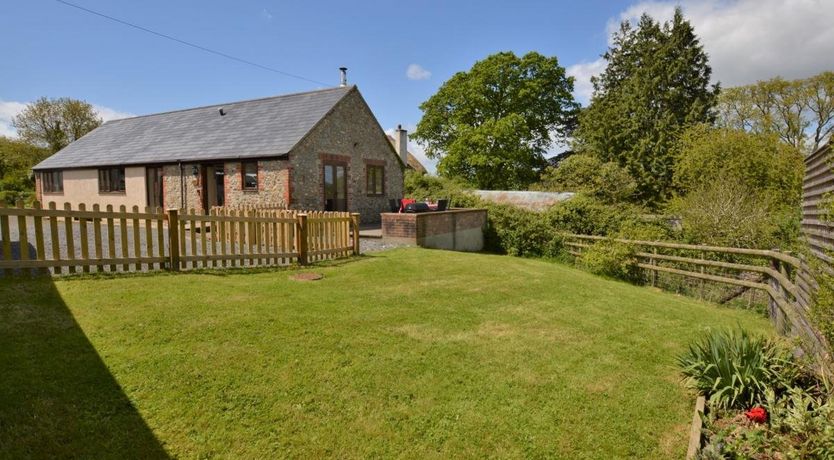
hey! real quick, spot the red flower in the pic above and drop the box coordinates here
[745,406,768,423]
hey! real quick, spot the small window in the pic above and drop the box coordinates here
[242,161,258,190]
[366,165,384,196]
[42,171,63,193]
[98,167,126,193]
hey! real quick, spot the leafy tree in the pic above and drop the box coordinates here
[576,8,718,206]
[13,97,102,153]
[534,154,636,203]
[673,125,803,206]
[0,136,50,203]
[412,51,579,190]
[716,71,834,153]
[670,125,803,248]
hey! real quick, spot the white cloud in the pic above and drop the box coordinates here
[0,100,27,138]
[92,104,134,122]
[568,0,834,103]
[566,59,607,105]
[385,124,437,175]
[609,0,834,87]
[406,64,432,81]
[0,99,133,139]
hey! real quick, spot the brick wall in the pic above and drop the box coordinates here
[381,212,417,238]
[381,209,487,252]
[289,88,404,223]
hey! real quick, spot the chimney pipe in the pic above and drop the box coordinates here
[395,124,408,166]
[339,67,348,87]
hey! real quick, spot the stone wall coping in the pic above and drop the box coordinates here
[381,208,487,217]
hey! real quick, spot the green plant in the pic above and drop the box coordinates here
[580,240,639,281]
[765,387,834,458]
[533,153,636,203]
[677,329,800,409]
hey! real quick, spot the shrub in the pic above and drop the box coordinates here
[580,240,639,281]
[545,194,646,236]
[480,202,562,257]
[668,178,790,249]
[533,153,637,203]
[670,125,804,249]
[677,329,800,409]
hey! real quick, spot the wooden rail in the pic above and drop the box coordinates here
[563,233,832,374]
[0,201,360,275]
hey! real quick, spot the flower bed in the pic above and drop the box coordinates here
[679,329,834,459]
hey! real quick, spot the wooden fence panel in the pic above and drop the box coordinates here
[0,201,169,275]
[0,202,356,276]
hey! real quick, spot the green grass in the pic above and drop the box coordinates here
[0,248,770,459]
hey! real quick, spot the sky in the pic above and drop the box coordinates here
[2,0,834,173]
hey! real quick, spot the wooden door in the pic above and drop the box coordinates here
[146,166,163,209]
[323,163,347,211]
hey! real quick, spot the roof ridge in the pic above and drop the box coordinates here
[105,85,354,124]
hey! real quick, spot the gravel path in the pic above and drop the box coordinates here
[360,237,408,253]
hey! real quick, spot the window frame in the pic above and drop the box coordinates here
[42,171,64,194]
[98,167,126,194]
[366,164,385,196]
[241,161,259,191]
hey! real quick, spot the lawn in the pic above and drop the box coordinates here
[0,248,770,459]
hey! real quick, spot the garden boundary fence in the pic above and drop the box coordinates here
[563,233,832,376]
[0,201,359,275]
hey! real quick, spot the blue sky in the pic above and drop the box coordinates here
[2,1,833,172]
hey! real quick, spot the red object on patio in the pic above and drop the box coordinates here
[399,198,416,213]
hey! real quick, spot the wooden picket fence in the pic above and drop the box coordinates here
[0,201,359,276]
[563,233,833,375]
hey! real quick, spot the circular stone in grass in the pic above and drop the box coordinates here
[290,272,323,281]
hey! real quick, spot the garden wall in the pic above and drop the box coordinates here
[382,209,486,252]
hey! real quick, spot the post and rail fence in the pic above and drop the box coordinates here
[0,200,359,276]
[563,233,833,376]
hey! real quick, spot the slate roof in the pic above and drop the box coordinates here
[34,86,354,170]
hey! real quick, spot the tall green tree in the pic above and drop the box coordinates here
[412,51,579,190]
[716,71,834,153]
[576,8,718,206]
[13,97,102,153]
[0,136,50,203]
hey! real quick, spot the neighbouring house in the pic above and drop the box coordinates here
[33,83,413,223]
[387,128,427,174]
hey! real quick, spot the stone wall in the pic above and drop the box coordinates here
[289,88,404,223]
[161,160,290,211]
[162,164,201,210]
[224,160,289,207]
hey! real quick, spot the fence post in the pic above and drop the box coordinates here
[298,213,308,265]
[167,209,180,271]
[351,213,360,256]
[650,247,657,287]
[769,255,785,333]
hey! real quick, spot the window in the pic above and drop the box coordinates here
[242,161,258,190]
[42,171,63,193]
[98,167,126,193]
[366,165,384,196]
